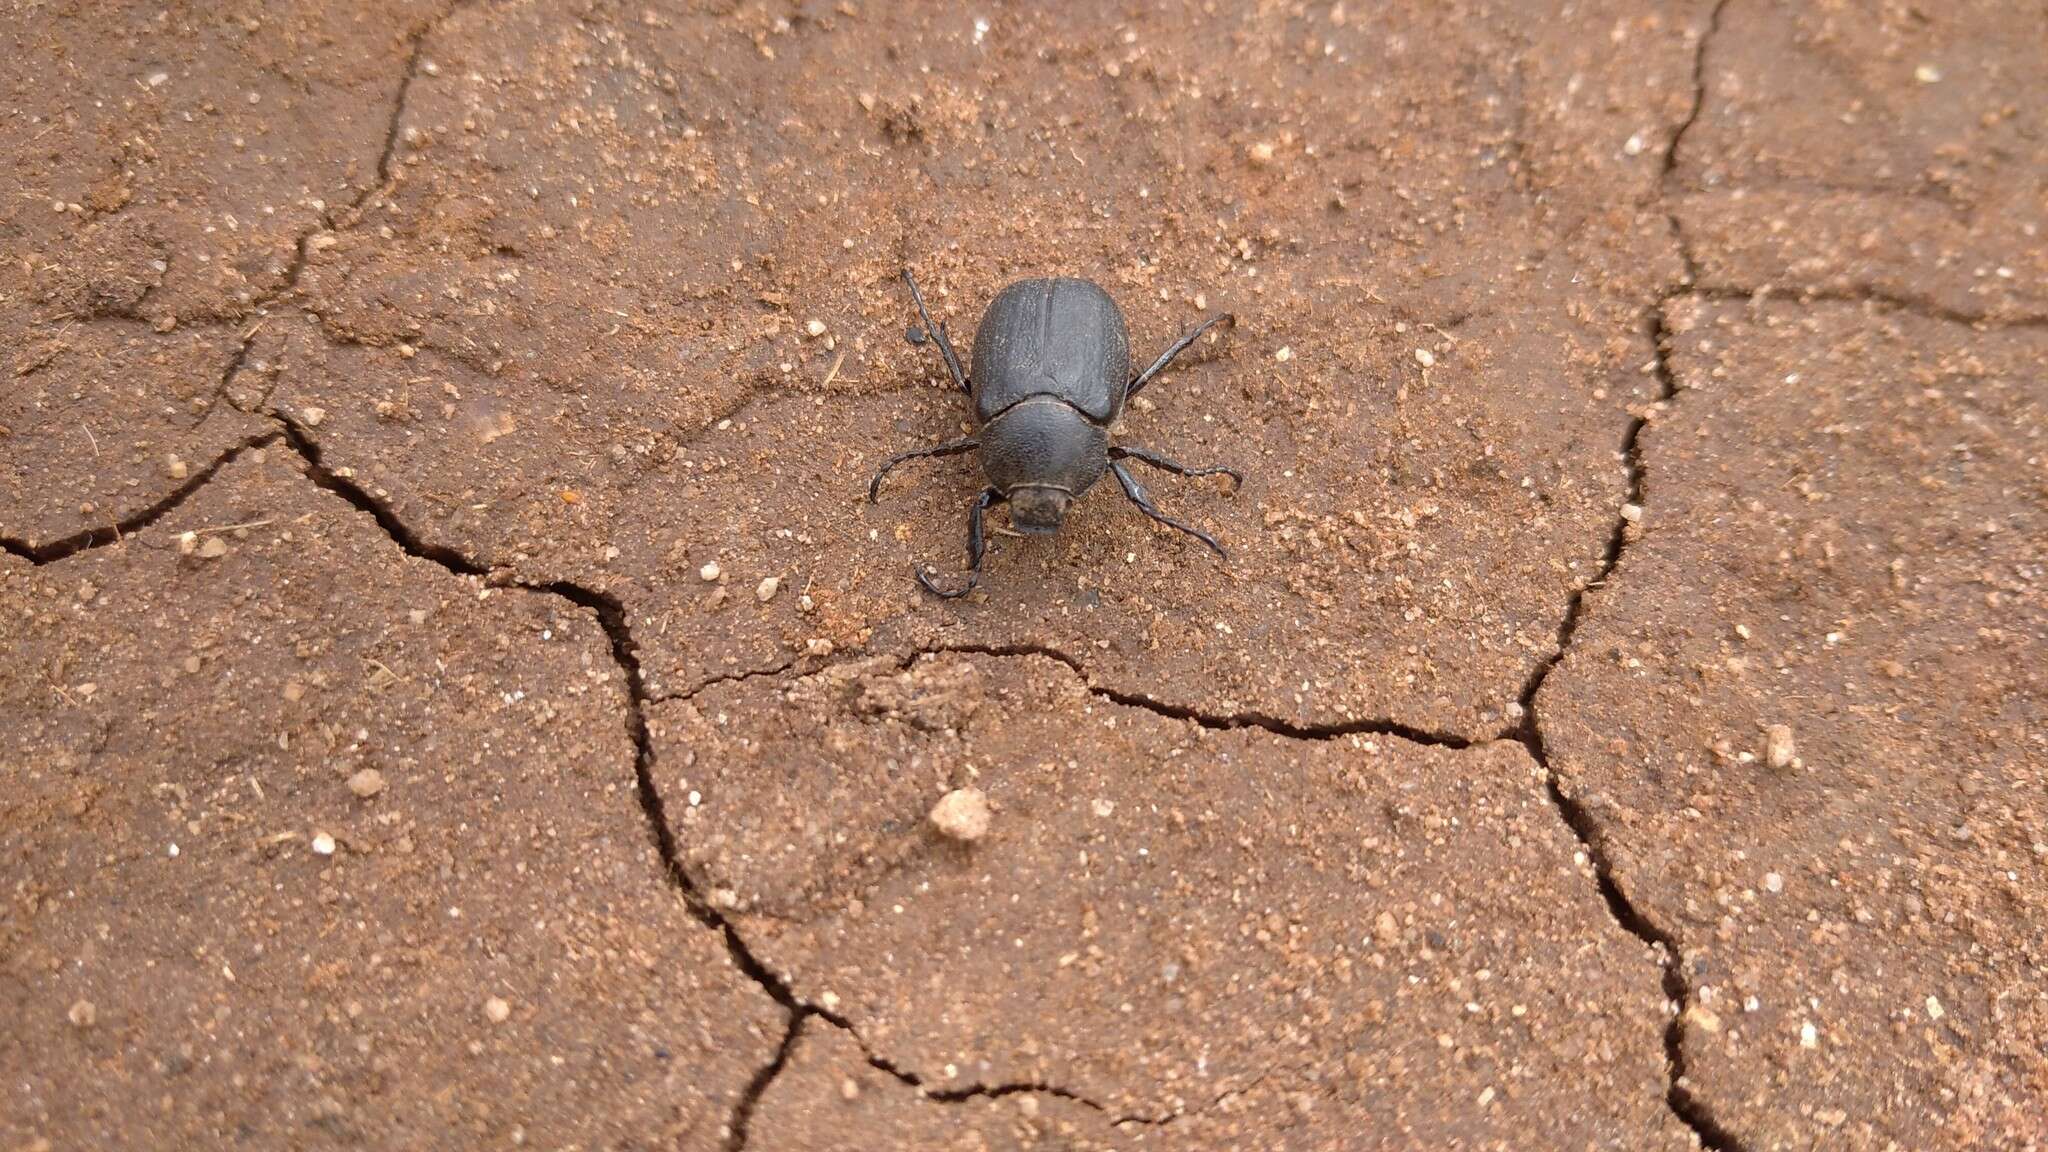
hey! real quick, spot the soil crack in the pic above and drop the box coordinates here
[1661,0,1731,282]
[926,642,1477,748]
[720,1002,1173,1151]
[1504,290,1748,1151]
[2,433,280,565]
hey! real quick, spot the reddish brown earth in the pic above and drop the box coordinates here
[3,1,2042,1149]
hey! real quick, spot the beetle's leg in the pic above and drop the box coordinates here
[1129,312,1235,397]
[1110,445,1243,493]
[1110,461,1227,560]
[902,269,969,393]
[916,486,1003,599]
[867,435,980,502]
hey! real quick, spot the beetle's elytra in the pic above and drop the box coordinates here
[869,270,1241,599]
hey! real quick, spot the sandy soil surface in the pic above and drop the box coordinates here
[3,1,2041,1149]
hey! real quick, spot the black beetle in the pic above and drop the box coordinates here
[869,270,1241,598]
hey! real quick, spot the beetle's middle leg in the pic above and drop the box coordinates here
[901,269,969,393]
[1129,312,1235,397]
[1110,461,1227,560]
[1110,445,1244,492]
[867,435,980,502]
[915,486,1004,599]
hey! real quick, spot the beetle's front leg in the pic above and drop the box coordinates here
[1110,462,1227,560]
[915,487,1004,599]
[868,435,980,502]
[1110,445,1243,493]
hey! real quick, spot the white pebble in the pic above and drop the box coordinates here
[699,561,722,583]
[1413,347,1435,367]
[1914,64,1941,84]
[1800,1021,1818,1048]
[484,996,511,1023]
[299,406,326,428]
[1620,503,1643,523]
[929,788,991,842]
[311,831,336,856]
[1273,345,1293,362]
[1763,872,1783,893]
[1925,995,1944,1020]
[1765,724,1797,770]
[755,576,781,603]
[804,319,827,337]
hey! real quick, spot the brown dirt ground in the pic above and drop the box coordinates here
[3,1,2042,1149]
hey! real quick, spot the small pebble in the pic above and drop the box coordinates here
[699,561,722,583]
[1413,348,1435,368]
[197,537,229,560]
[347,769,386,799]
[300,406,326,428]
[1764,871,1783,893]
[283,680,305,702]
[755,576,781,603]
[839,1078,861,1101]
[1765,724,1798,770]
[68,1000,97,1028]
[1914,63,1941,84]
[1273,345,1293,362]
[928,788,991,842]
[485,996,512,1023]
[311,831,337,856]
[1620,503,1643,523]
[1925,995,1944,1020]
[1247,141,1276,166]
[806,638,835,657]
[166,455,188,479]
[1800,1021,1818,1049]
[805,319,827,337]
[177,531,199,555]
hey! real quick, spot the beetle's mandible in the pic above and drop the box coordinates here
[869,269,1242,598]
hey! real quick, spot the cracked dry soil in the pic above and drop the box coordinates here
[4,1,2044,1150]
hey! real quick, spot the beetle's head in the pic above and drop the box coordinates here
[1007,485,1072,534]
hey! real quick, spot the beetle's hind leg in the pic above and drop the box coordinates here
[916,487,1004,599]
[1129,312,1235,397]
[1110,461,1227,560]
[868,435,979,502]
[1110,445,1243,493]
[902,269,970,393]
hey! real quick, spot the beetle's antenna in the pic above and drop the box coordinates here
[903,269,969,392]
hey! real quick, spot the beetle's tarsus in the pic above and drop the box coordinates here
[867,435,980,502]
[1110,461,1229,561]
[1129,311,1236,397]
[1110,444,1244,493]
[914,565,977,600]
[902,269,969,392]
[916,486,1003,599]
